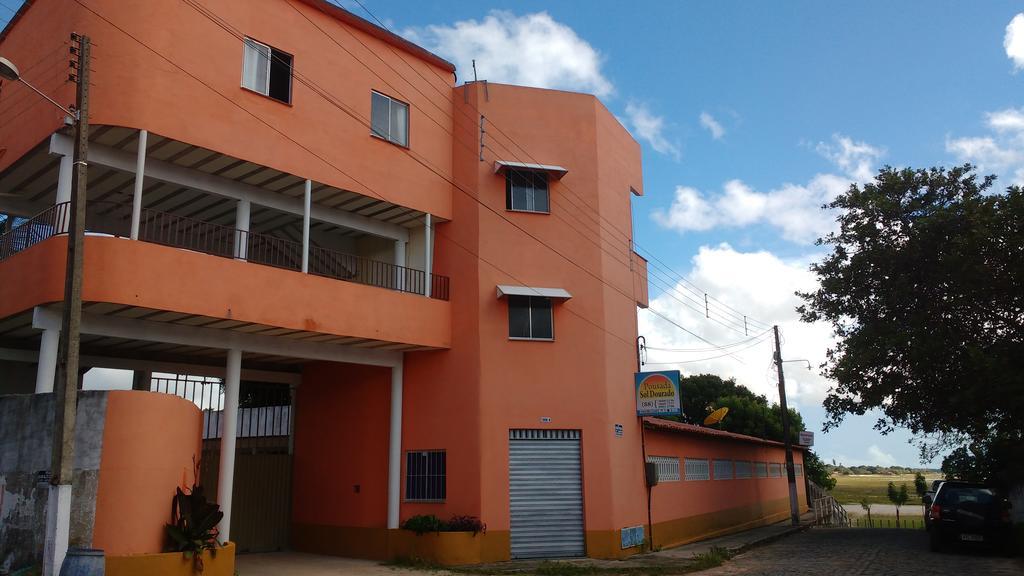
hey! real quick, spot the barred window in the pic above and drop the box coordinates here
[755,461,768,478]
[684,457,710,481]
[646,456,681,482]
[405,450,445,501]
[734,460,752,479]
[713,459,733,480]
[769,462,782,478]
[795,463,803,477]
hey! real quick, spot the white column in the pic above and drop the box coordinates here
[394,239,407,292]
[387,358,403,529]
[235,199,251,261]
[302,180,311,273]
[423,214,433,298]
[42,484,72,576]
[35,328,59,394]
[55,155,73,205]
[129,129,148,240]
[217,349,242,543]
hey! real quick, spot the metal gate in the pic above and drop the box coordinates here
[149,375,293,553]
[509,429,585,559]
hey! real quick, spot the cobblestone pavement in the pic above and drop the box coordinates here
[697,528,1023,575]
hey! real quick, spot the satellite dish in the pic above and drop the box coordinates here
[704,407,729,426]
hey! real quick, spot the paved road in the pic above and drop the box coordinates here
[698,528,1023,575]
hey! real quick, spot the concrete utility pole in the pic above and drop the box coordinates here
[773,325,801,526]
[46,32,90,576]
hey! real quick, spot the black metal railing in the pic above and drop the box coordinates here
[1,201,450,300]
[149,374,291,441]
[0,202,71,260]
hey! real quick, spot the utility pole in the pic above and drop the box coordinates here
[45,32,89,576]
[773,325,800,526]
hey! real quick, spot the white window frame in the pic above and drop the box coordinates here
[508,295,555,341]
[505,169,551,214]
[795,463,803,477]
[755,461,768,478]
[646,456,681,482]
[713,459,734,480]
[735,460,752,479]
[371,90,410,147]
[241,37,292,103]
[684,457,710,481]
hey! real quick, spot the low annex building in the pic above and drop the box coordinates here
[0,0,809,572]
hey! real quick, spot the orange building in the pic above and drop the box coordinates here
[0,1,805,572]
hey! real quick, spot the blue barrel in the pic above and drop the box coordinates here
[59,548,105,576]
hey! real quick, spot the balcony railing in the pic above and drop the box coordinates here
[0,201,450,301]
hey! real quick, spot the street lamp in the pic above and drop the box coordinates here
[1,35,91,576]
[0,56,77,117]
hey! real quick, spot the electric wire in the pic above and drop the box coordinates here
[70,0,646,349]
[71,0,762,357]
[339,0,773,332]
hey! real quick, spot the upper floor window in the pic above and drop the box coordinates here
[371,91,409,147]
[242,38,293,104]
[506,169,549,213]
[508,295,553,340]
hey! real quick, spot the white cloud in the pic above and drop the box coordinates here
[406,11,613,97]
[623,102,681,160]
[866,445,898,467]
[651,134,879,243]
[987,107,1024,132]
[814,134,884,182]
[1006,13,1024,71]
[699,111,725,140]
[652,174,851,243]
[946,107,1024,186]
[638,244,834,405]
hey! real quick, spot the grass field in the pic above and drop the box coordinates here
[830,473,943,505]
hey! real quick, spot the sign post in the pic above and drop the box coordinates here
[634,369,681,552]
[798,431,814,447]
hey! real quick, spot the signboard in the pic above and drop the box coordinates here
[614,424,623,438]
[635,370,681,417]
[799,431,814,447]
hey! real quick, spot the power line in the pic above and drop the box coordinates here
[644,328,772,353]
[69,0,645,349]
[74,0,761,358]
[330,0,773,332]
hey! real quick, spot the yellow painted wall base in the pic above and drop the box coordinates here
[291,524,510,565]
[105,542,235,576]
[585,530,643,559]
[652,497,798,550]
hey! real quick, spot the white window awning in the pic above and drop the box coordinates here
[493,160,568,180]
[496,285,573,300]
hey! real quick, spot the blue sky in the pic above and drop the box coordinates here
[4,1,1023,467]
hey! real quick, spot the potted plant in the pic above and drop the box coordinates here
[165,474,224,573]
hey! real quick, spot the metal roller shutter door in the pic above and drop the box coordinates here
[509,429,585,559]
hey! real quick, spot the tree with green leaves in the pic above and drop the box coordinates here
[859,498,873,527]
[798,165,1024,486]
[887,482,910,527]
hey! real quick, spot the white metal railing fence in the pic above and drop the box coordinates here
[808,480,850,527]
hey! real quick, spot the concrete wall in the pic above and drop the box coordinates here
[0,392,107,573]
[644,422,807,550]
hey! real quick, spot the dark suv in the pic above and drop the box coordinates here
[927,481,1014,554]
